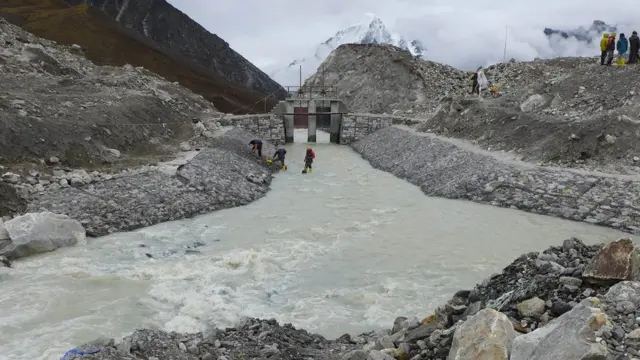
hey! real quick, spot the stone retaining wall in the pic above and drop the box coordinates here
[217,112,425,145]
[339,113,422,144]
[218,114,285,145]
[351,126,640,233]
[20,128,276,237]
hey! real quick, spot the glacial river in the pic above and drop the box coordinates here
[0,130,634,360]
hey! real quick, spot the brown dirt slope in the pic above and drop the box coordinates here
[0,0,278,114]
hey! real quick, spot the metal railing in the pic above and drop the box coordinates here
[285,85,338,99]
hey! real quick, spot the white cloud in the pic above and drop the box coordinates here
[168,0,639,74]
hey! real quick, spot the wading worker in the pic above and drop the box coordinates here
[249,139,263,157]
[273,147,287,170]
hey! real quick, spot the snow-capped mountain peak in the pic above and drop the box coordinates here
[268,13,426,86]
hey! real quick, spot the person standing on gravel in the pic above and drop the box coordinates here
[616,33,629,65]
[249,139,263,157]
[606,32,617,66]
[629,31,639,63]
[600,32,609,65]
[470,72,479,95]
[470,66,482,95]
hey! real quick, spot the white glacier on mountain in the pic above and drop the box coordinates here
[268,13,426,87]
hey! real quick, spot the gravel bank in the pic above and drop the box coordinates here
[19,127,277,237]
[351,126,640,233]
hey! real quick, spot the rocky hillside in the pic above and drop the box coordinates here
[0,16,217,170]
[64,0,286,98]
[303,44,470,114]
[418,57,640,174]
[0,0,281,113]
[307,43,640,173]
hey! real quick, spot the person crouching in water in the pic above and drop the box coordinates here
[302,146,315,174]
[249,139,263,157]
[273,147,287,171]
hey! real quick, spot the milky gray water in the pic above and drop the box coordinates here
[0,130,635,360]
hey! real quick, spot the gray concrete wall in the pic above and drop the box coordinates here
[339,113,422,144]
[218,114,286,145]
[216,111,424,145]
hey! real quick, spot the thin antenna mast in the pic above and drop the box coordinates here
[299,65,302,87]
[503,25,508,62]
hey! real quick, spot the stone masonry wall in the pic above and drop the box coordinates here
[216,113,422,145]
[339,113,422,144]
[218,114,285,145]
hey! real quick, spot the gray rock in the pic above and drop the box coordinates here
[559,276,583,287]
[604,281,640,307]
[448,308,516,360]
[520,94,547,112]
[510,298,611,360]
[0,220,8,241]
[404,321,438,343]
[342,350,368,360]
[392,316,408,334]
[373,336,395,350]
[2,172,20,184]
[517,297,546,319]
[2,212,85,260]
[510,317,561,359]
[0,255,10,267]
[462,301,482,318]
[627,329,640,348]
[401,317,421,331]
[367,350,394,360]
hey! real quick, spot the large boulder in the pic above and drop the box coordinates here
[604,281,640,306]
[510,298,612,360]
[519,94,547,112]
[582,238,640,283]
[447,308,516,360]
[1,212,85,259]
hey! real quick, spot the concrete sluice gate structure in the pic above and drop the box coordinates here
[215,85,422,145]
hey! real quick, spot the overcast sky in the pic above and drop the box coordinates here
[168,0,638,73]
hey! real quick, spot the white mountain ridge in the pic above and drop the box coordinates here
[269,13,427,87]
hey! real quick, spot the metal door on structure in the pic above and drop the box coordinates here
[294,107,308,128]
[317,106,331,129]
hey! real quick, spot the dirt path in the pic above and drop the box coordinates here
[395,125,640,182]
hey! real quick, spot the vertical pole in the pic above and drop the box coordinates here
[503,25,508,63]
[299,65,302,87]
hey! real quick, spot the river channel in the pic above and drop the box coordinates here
[0,130,634,360]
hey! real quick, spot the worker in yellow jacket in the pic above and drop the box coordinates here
[600,33,609,65]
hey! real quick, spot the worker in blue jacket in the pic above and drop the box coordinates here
[617,33,629,65]
[273,147,287,170]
